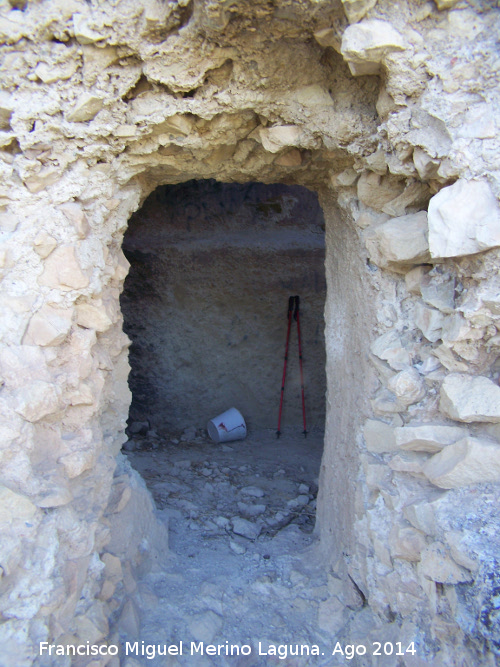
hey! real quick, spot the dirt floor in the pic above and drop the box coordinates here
[120,427,399,667]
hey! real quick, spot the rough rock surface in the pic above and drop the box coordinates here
[394,424,467,453]
[422,437,500,489]
[0,0,499,664]
[428,179,500,259]
[440,374,500,423]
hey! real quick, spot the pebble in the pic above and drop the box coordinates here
[215,516,230,529]
[175,460,192,469]
[240,486,265,498]
[298,483,309,494]
[231,517,261,540]
[183,426,197,438]
[287,495,309,509]
[229,540,247,555]
[237,502,266,517]
[128,420,149,435]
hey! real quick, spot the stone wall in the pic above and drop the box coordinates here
[0,0,499,663]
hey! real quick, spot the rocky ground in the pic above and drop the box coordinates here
[119,426,394,667]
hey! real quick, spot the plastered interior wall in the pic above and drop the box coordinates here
[1,0,500,663]
[121,180,327,433]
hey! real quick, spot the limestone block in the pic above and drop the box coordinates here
[313,27,341,52]
[355,209,390,229]
[381,182,431,218]
[59,448,95,478]
[370,330,411,370]
[394,424,466,453]
[258,125,302,153]
[363,419,397,453]
[440,374,500,423]
[364,211,430,271]
[388,367,426,406]
[388,451,427,474]
[376,87,399,119]
[432,344,468,373]
[73,13,106,44]
[150,114,194,137]
[38,246,90,291]
[362,454,392,491]
[76,299,115,332]
[428,179,500,259]
[441,313,472,344]
[422,437,500,488]
[389,526,427,562]
[341,0,377,23]
[479,285,500,316]
[444,531,478,572]
[419,543,473,584]
[414,302,445,343]
[101,552,123,584]
[362,151,385,177]
[34,59,79,84]
[24,166,61,194]
[331,168,358,187]
[74,605,108,644]
[409,109,452,159]
[341,20,405,76]
[419,356,442,375]
[33,231,57,258]
[112,250,130,282]
[59,203,90,239]
[66,92,103,123]
[405,265,431,295]
[14,381,60,422]
[413,148,439,180]
[357,172,404,211]
[99,580,115,601]
[0,485,38,524]
[403,500,438,536]
[23,304,73,346]
[420,277,455,314]
[372,388,405,414]
[68,382,94,406]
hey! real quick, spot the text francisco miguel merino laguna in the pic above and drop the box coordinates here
[40,640,323,660]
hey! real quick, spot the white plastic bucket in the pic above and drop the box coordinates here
[207,407,247,443]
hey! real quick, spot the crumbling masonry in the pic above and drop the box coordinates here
[1,0,500,664]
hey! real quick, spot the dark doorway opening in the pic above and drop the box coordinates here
[121,180,327,438]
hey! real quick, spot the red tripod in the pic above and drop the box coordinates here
[276,295,307,438]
